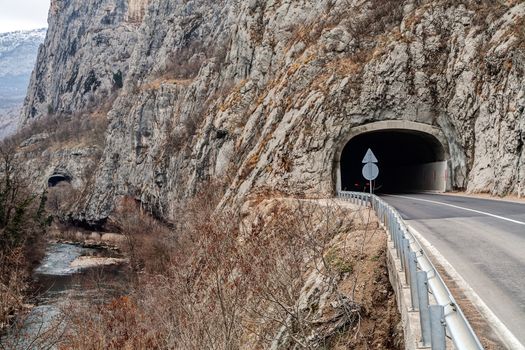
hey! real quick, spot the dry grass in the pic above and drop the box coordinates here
[53,187,401,349]
[0,145,48,337]
[13,113,107,155]
[6,93,114,158]
[141,78,195,91]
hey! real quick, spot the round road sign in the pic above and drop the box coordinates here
[362,163,379,181]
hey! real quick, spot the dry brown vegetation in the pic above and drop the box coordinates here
[159,36,228,82]
[46,182,83,219]
[6,92,113,160]
[53,188,401,349]
[12,113,108,156]
[0,143,49,336]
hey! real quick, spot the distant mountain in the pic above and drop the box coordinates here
[0,28,46,139]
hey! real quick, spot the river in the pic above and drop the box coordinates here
[0,242,127,350]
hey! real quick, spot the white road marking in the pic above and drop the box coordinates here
[387,195,525,226]
[409,225,525,350]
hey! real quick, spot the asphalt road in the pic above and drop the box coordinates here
[381,193,525,347]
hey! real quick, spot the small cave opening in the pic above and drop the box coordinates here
[48,174,72,188]
[340,129,447,193]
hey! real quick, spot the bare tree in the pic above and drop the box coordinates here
[0,142,48,340]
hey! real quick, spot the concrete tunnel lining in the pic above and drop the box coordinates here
[334,121,451,193]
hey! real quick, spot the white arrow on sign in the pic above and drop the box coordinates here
[362,148,379,194]
[362,148,378,163]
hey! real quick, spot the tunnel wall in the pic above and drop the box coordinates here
[334,120,451,193]
[389,161,448,192]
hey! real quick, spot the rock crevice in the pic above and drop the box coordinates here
[19,0,525,223]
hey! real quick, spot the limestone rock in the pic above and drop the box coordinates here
[19,0,525,224]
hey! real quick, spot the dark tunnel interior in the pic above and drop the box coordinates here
[340,129,446,193]
[48,174,71,187]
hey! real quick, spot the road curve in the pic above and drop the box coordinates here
[380,193,525,347]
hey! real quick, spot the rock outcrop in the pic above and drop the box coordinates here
[20,0,525,224]
[22,0,139,119]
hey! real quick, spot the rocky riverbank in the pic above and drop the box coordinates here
[0,241,128,350]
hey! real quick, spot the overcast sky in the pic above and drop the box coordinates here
[0,0,50,33]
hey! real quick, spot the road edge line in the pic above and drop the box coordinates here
[388,194,525,226]
[438,192,525,205]
[408,224,525,350]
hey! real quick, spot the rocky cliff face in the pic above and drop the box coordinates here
[21,0,525,224]
[22,0,142,119]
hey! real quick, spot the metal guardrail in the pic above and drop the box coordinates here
[338,191,484,350]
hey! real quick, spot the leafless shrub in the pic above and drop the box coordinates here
[0,144,48,338]
[347,0,405,41]
[56,182,401,349]
[7,112,108,158]
[7,93,113,158]
[161,37,229,81]
[114,197,173,275]
[46,182,82,217]
[0,307,67,350]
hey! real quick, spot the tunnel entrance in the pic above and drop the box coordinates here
[338,126,448,194]
[48,174,71,188]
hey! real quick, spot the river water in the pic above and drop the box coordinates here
[0,243,127,350]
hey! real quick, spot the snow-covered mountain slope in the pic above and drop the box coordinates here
[0,29,47,77]
[0,28,46,139]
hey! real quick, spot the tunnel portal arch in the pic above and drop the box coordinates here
[334,121,451,194]
[48,173,72,188]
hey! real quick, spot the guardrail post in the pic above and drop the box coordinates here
[393,222,399,253]
[388,220,392,245]
[396,225,403,259]
[408,251,418,309]
[389,214,394,239]
[417,271,431,346]
[402,238,409,275]
[430,305,446,350]
[393,221,397,247]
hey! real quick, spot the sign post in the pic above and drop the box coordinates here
[362,149,379,195]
